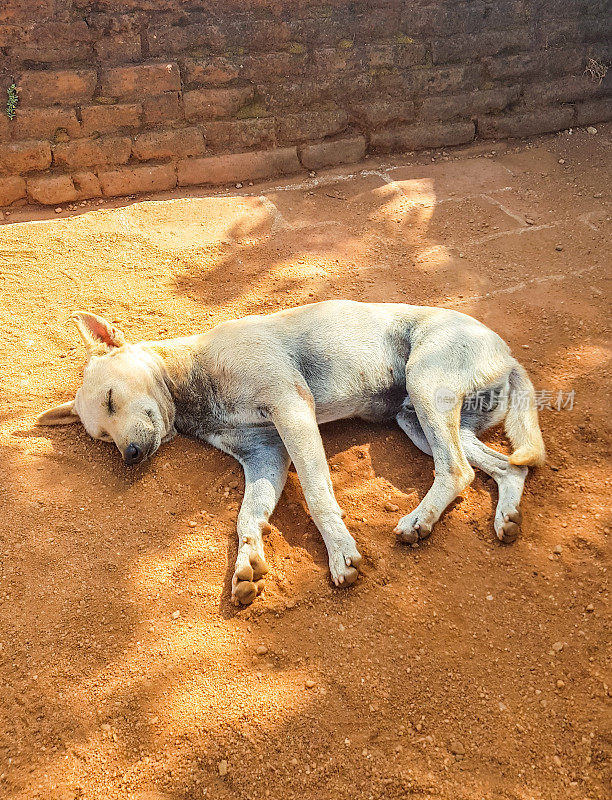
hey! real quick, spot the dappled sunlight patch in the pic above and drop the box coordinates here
[161,668,311,734]
[539,343,611,389]
[368,180,436,236]
[130,525,228,605]
[387,159,513,198]
[90,196,275,251]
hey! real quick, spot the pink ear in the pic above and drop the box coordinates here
[72,312,126,353]
[83,315,119,347]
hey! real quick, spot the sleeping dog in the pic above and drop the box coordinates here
[38,300,545,604]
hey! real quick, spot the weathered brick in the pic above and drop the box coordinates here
[354,6,403,39]
[477,108,574,138]
[0,175,26,206]
[142,93,184,125]
[365,43,396,69]
[276,108,348,144]
[236,19,291,51]
[287,16,350,47]
[539,17,584,48]
[14,21,93,64]
[351,100,416,129]
[98,164,177,197]
[177,147,301,187]
[401,4,486,37]
[0,24,22,49]
[300,136,366,170]
[203,119,276,152]
[94,34,142,64]
[0,116,9,142]
[81,104,142,136]
[395,41,429,69]
[432,28,532,64]
[148,24,226,56]
[257,80,333,111]
[73,171,102,199]
[370,121,475,153]
[100,63,180,100]
[217,17,291,52]
[522,76,605,107]
[581,14,612,43]
[184,87,254,120]
[420,87,520,121]
[0,0,54,25]
[540,1,604,19]
[27,174,77,205]
[132,128,205,161]
[544,47,585,76]
[181,57,240,87]
[410,66,478,96]
[312,48,357,77]
[574,98,612,125]
[17,69,97,107]
[484,53,546,81]
[10,108,81,140]
[240,52,308,83]
[0,140,51,174]
[53,137,132,170]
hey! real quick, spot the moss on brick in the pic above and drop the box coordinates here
[287,42,306,54]
[235,102,270,120]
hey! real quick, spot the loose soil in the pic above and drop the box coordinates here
[0,126,610,800]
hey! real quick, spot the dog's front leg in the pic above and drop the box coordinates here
[231,429,290,605]
[269,395,362,588]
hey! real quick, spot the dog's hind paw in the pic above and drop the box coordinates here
[495,509,522,543]
[394,510,433,544]
[232,551,269,606]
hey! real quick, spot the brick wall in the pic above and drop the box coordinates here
[0,0,610,207]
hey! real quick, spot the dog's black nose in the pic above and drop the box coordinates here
[124,443,142,465]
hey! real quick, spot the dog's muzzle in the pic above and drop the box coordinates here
[124,442,145,465]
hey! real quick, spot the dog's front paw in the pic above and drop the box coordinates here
[328,536,362,588]
[394,508,433,544]
[232,550,269,606]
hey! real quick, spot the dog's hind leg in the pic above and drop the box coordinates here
[459,429,528,543]
[394,371,475,544]
[397,409,527,543]
[230,428,291,605]
[396,407,432,456]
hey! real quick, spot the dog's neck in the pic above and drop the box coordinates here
[141,339,198,389]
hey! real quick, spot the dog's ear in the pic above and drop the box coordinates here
[37,400,80,426]
[71,312,127,355]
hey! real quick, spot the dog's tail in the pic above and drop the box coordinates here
[505,364,546,467]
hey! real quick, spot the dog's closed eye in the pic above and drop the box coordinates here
[105,389,115,414]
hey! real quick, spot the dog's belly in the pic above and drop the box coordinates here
[315,384,409,424]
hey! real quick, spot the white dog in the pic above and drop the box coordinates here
[39,300,545,604]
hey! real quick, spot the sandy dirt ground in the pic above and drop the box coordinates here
[0,125,610,800]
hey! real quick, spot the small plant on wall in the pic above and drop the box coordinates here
[6,82,18,119]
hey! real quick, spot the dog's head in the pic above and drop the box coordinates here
[38,312,175,465]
